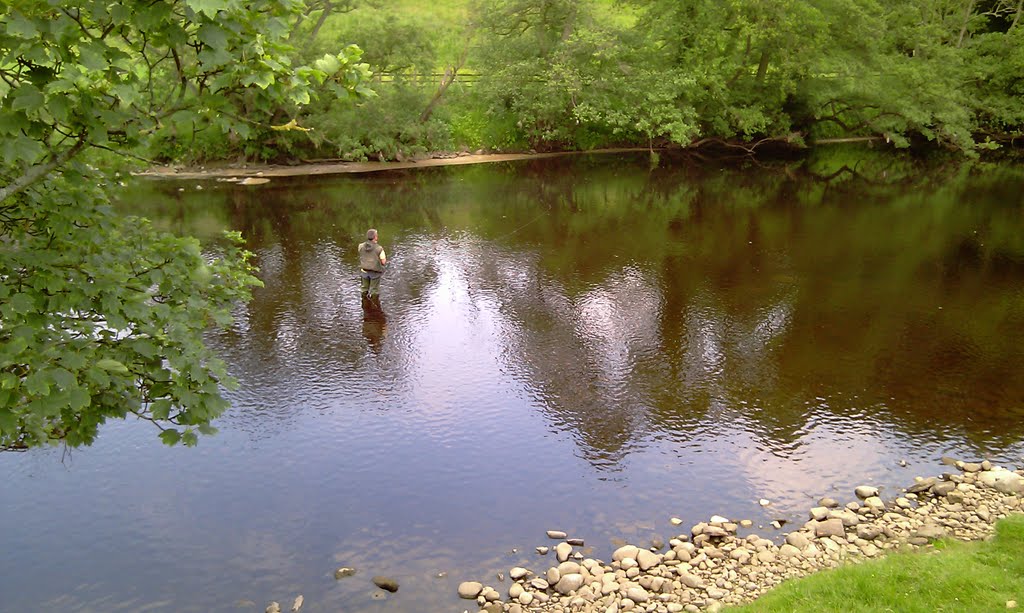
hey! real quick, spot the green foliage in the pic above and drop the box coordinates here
[729,514,1024,612]
[0,0,371,448]
[288,0,1024,157]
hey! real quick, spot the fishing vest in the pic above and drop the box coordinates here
[358,241,384,272]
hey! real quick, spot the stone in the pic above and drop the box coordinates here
[786,532,811,550]
[536,546,549,555]
[856,525,882,541]
[626,586,651,603]
[566,537,585,546]
[814,518,846,538]
[855,485,879,499]
[914,524,946,540]
[530,578,549,590]
[907,477,938,493]
[547,567,560,584]
[670,517,684,525]
[613,545,641,562]
[1007,600,1017,609]
[759,499,771,506]
[266,603,280,613]
[864,496,886,512]
[636,549,661,571]
[481,587,500,602]
[818,497,840,508]
[710,515,730,523]
[509,567,530,580]
[508,583,523,599]
[810,507,829,521]
[554,573,585,595]
[961,462,982,472]
[779,544,801,558]
[334,567,356,579]
[372,576,398,592]
[290,595,303,612]
[547,530,568,539]
[557,561,581,576]
[556,542,573,562]
[519,592,533,605]
[678,573,702,589]
[458,581,483,599]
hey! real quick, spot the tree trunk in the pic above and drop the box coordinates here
[957,0,976,47]
[756,49,770,83]
[420,37,472,123]
[1012,0,1022,30]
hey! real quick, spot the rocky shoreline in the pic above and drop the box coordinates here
[455,458,1024,613]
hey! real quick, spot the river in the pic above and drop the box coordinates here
[2,151,1023,612]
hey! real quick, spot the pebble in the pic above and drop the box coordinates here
[371,576,398,592]
[333,567,356,579]
[547,530,568,539]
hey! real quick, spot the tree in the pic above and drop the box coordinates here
[0,0,372,450]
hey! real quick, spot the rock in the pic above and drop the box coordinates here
[740,519,753,528]
[290,595,303,612]
[334,567,356,579]
[810,507,829,521]
[636,549,661,571]
[759,499,771,506]
[818,497,840,508]
[613,545,640,562]
[914,524,946,540]
[509,583,523,599]
[907,477,938,493]
[557,561,581,576]
[536,546,549,555]
[626,586,651,603]
[855,485,879,499]
[266,603,280,613]
[458,581,483,599]
[567,538,585,546]
[710,515,730,523]
[1008,600,1017,609]
[670,517,683,525]
[863,496,886,512]
[556,542,573,562]
[932,482,957,496]
[856,525,882,541]
[786,532,811,550]
[519,592,533,605]
[554,573,585,595]
[651,537,665,550]
[509,567,530,580]
[372,576,399,592]
[547,530,568,539]
[481,587,500,602]
[778,544,801,558]
[679,573,703,589]
[813,518,846,538]
[546,567,560,584]
[530,578,549,590]
[961,462,982,473]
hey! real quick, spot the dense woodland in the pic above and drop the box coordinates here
[1,0,1022,451]
[160,0,1024,162]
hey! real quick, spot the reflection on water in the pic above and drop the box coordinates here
[3,152,1024,612]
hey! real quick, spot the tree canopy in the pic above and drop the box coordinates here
[0,0,371,449]
[211,0,1024,161]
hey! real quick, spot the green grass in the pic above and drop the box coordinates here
[729,514,1024,613]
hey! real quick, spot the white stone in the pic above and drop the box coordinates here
[457,582,482,599]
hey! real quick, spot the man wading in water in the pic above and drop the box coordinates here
[358,228,387,308]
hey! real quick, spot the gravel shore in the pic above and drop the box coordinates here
[457,458,1024,613]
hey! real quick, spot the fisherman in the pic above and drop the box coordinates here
[358,228,387,306]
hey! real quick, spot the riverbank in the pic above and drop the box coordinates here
[454,459,1024,612]
[134,148,655,180]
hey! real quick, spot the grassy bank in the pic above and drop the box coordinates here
[729,514,1024,613]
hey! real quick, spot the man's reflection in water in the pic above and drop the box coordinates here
[361,296,387,353]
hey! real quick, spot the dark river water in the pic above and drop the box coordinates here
[3,152,1024,612]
